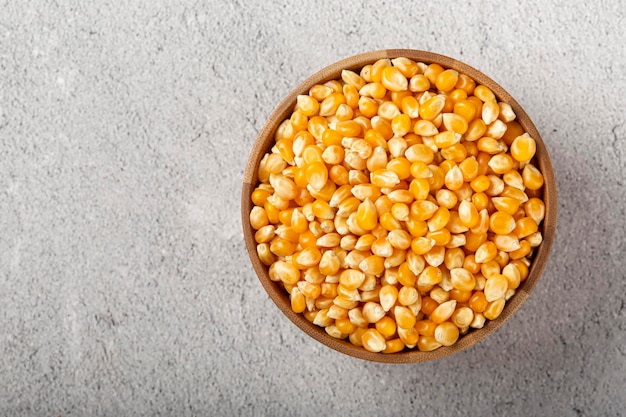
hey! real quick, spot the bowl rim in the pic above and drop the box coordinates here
[241,49,557,363]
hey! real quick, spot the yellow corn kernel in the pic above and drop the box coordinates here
[435,69,459,92]
[339,269,366,291]
[510,134,537,162]
[453,99,477,122]
[372,315,396,338]
[483,298,505,320]
[474,84,496,102]
[456,200,478,228]
[468,175,489,194]
[489,211,516,235]
[474,241,497,264]
[464,119,487,143]
[355,198,378,231]
[500,263,521,290]
[481,259,501,279]
[522,164,544,190]
[492,233,521,252]
[358,255,385,276]
[430,300,457,324]
[513,216,539,239]
[249,206,269,230]
[317,252,339,277]
[356,95,378,118]
[433,322,459,346]
[510,239,531,260]
[524,198,546,224]
[378,284,398,312]
[426,207,450,232]
[394,305,417,329]
[310,199,333,220]
[257,243,276,266]
[359,82,387,100]
[434,130,461,149]
[442,112,469,135]
[395,262,416,287]
[426,228,451,247]
[419,95,446,121]
[414,265,440,288]
[296,94,320,117]
[294,248,322,268]
[408,235,434,255]
[417,335,442,352]
[381,66,408,92]
[370,169,400,188]
[477,137,506,154]
[409,73,430,92]
[492,196,521,216]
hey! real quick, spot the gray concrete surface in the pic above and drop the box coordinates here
[1,0,625,416]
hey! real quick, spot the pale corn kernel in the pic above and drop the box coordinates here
[424,246,445,267]
[484,273,508,302]
[498,102,516,122]
[475,241,498,264]
[526,231,543,247]
[358,274,378,292]
[486,119,507,140]
[339,268,366,290]
[388,137,408,158]
[493,233,521,252]
[397,286,418,306]
[257,243,276,266]
[341,69,366,90]
[477,136,507,154]
[444,165,464,191]
[361,328,387,352]
[387,189,413,204]
[451,306,474,328]
[362,302,386,323]
[417,265,443,287]
[304,266,325,284]
[470,312,486,329]
[397,327,419,348]
[450,268,476,292]
[429,286,450,304]
[488,154,514,174]
[348,307,369,328]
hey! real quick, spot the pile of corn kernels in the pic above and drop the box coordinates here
[249,57,546,353]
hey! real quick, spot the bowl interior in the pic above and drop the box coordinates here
[242,49,557,363]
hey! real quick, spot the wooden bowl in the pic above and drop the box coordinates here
[242,50,557,363]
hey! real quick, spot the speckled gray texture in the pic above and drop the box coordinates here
[0,0,625,416]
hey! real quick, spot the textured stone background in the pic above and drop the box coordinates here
[1,1,625,416]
